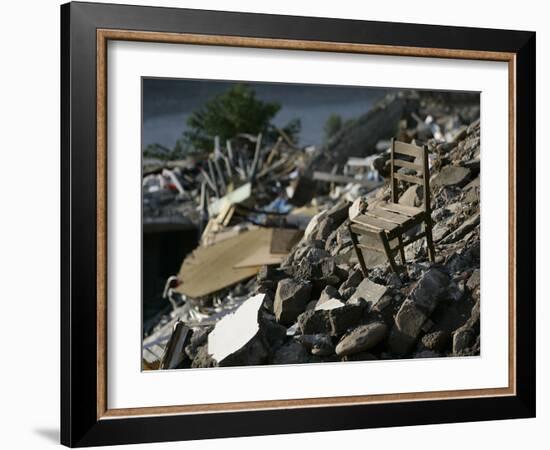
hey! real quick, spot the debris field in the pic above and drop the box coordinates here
[142,90,481,370]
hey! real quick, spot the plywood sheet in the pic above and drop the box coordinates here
[270,228,303,254]
[175,228,272,298]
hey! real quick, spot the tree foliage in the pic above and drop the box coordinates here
[323,113,343,141]
[183,84,281,151]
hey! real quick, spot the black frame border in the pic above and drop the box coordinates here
[61,2,536,447]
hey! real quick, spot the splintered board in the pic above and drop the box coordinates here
[175,228,302,298]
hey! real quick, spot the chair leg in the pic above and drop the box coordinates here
[397,235,406,264]
[425,220,436,262]
[379,231,399,273]
[348,224,368,278]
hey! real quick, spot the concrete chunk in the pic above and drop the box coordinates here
[348,278,389,311]
[274,279,312,325]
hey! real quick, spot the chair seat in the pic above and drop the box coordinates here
[351,202,425,240]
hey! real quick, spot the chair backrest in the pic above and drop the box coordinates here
[390,138,431,215]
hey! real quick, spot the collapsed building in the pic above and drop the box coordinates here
[142,90,481,370]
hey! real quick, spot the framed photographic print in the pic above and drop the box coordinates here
[61,1,536,447]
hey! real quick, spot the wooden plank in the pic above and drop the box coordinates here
[393,141,423,157]
[353,214,398,232]
[208,182,252,216]
[394,172,424,185]
[393,158,423,172]
[369,207,411,225]
[234,253,284,269]
[379,202,423,217]
[402,231,426,247]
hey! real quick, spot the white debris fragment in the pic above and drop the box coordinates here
[208,293,265,364]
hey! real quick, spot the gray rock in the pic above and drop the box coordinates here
[447,281,465,302]
[339,267,363,293]
[272,341,313,365]
[298,302,364,336]
[335,322,388,356]
[305,300,317,311]
[316,285,341,308]
[431,165,471,190]
[399,185,424,207]
[440,213,480,244]
[464,176,480,191]
[316,257,343,286]
[371,294,393,313]
[297,309,332,335]
[339,287,356,301]
[432,222,450,242]
[388,299,428,355]
[452,327,476,354]
[260,315,288,352]
[185,326,213,360]
[348,278,389,311]
[315,216,335,241]
[305,247,331,263]
[395,299,428,338]
[326,200,351,227]
[274,279,312,325]
[329,303,365,335]
[298,334,335,356]
[421,330,450,352]
[191,345,217,368]
[412,268,450,314]
[466,269,480,292]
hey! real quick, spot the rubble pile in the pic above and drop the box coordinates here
[142,90,481,370]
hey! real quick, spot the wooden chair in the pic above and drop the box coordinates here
[348,139,436,275]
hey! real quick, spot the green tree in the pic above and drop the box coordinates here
[323,113,343,141]
[183,84,281,151]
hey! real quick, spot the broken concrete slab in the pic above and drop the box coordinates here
[348,278,389,311]
[208,293,268,366]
